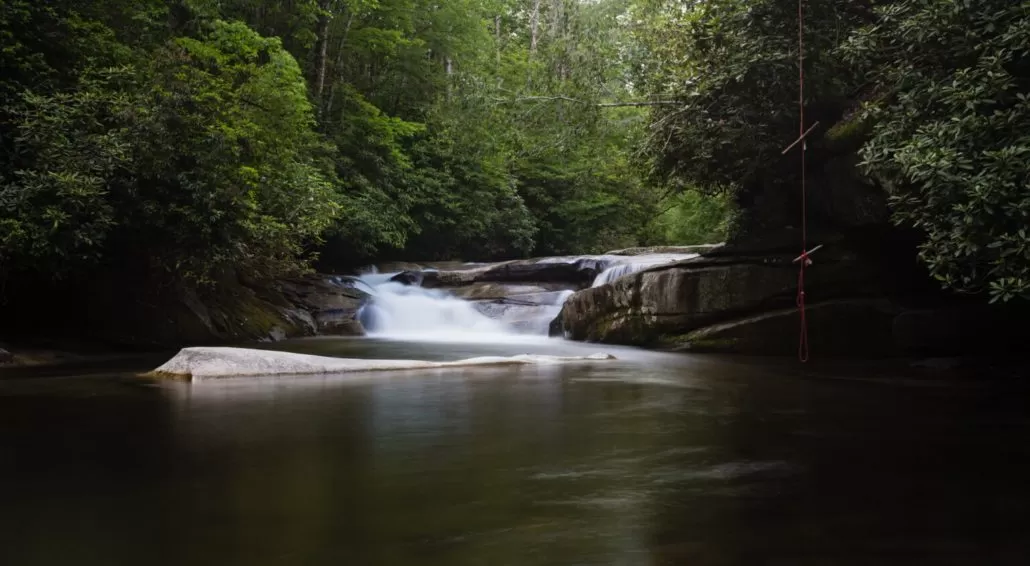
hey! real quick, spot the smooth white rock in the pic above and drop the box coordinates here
[149,346,616,381]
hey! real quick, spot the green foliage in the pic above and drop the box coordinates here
[2,0,676,299]
[843,0,1030,301]
[1,19,339,282]
[631,0,866,194]
[648,192,734,246]
[632,0,1030,302]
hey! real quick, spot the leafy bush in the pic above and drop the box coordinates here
[1,21,340,282]
[648,191,734,246]
[844,0,1030,301]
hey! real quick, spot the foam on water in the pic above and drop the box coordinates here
[354,252,699,343]
[355,269,564,342]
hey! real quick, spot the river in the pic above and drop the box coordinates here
[2,335,1029,565]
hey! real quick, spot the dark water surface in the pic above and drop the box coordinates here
[2,338,1029,565]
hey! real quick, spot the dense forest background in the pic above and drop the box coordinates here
[2,0,1028,305]
[1,0,730,288]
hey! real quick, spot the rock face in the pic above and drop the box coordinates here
[605,244,724,256]
[275,276,369,337]
[422,256,616,288]
[559,249,889,343]
[553,239,959,355]
[389,271,424,286]
[0,271,370,350]
[555,237,1026,356]
[449,282,576,300]
[672,300,900,355]
[148,346,616,381]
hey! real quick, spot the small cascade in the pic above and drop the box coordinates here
[357,279,514,342]
[472,289,575,335]
[351,251,703,343]
[591,254,698,287]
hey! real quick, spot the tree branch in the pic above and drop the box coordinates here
[497,95,681,108]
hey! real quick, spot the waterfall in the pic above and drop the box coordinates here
[591,254,698,287]
[353,251,700,343]
[357,278,516,342]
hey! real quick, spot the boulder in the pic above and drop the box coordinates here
[389,270,424,286]
[449,282,576,300]
[471,301,562,334]
[669,299,900,355]
[605,244,724,256]
[557,251,888,346]
[373,262,424,273]
[422,256,618,288]
[147,346,617,381]
[276,276,368,336]
[0,348,12,364]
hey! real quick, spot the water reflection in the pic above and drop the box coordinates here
[1,340,1029,565]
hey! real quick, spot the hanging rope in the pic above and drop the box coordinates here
[796,0,810,363]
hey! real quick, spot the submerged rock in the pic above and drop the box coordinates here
[147,347,616,381]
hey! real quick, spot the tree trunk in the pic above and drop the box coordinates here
[530,0,541,54]
[445,57,453,101]
[313,0,333,118]
[495,15,501,65]
[323,11,355,128]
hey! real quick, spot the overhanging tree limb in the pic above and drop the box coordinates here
[495,95,681,108]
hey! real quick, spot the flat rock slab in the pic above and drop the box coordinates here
[148,347,616,381]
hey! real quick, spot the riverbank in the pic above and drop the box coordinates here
[1,244,1024,361]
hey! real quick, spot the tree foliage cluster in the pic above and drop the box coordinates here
[633,0,1030,301]
[2,0,722,292]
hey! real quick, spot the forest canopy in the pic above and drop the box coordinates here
[1,0,1027,302]
[1,0,709,287]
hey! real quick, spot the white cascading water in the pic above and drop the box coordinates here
[357,271,534,342]
[591,254,698,287]
[355,252,699,342]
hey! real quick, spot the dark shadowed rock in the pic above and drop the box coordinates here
[0,348,12,364]
[389,270,424,286]
[605,244,724,256]
[669,299,900,355]
[276,276,369,336]
[557,250,889,346]
[893,305,1027,356]
[423,256,618,288]
[450,282,577,300]
[374,262,424,273]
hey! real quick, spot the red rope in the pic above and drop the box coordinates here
[797,0,810,363]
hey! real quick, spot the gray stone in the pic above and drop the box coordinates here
[389,271,424,286]
[605,244,724,256]
[449,282,574,300]
[558,253,886,346]
[423,256,619,288]
[147,346,617,381]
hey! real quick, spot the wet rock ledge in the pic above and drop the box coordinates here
[553,242,1026,357]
